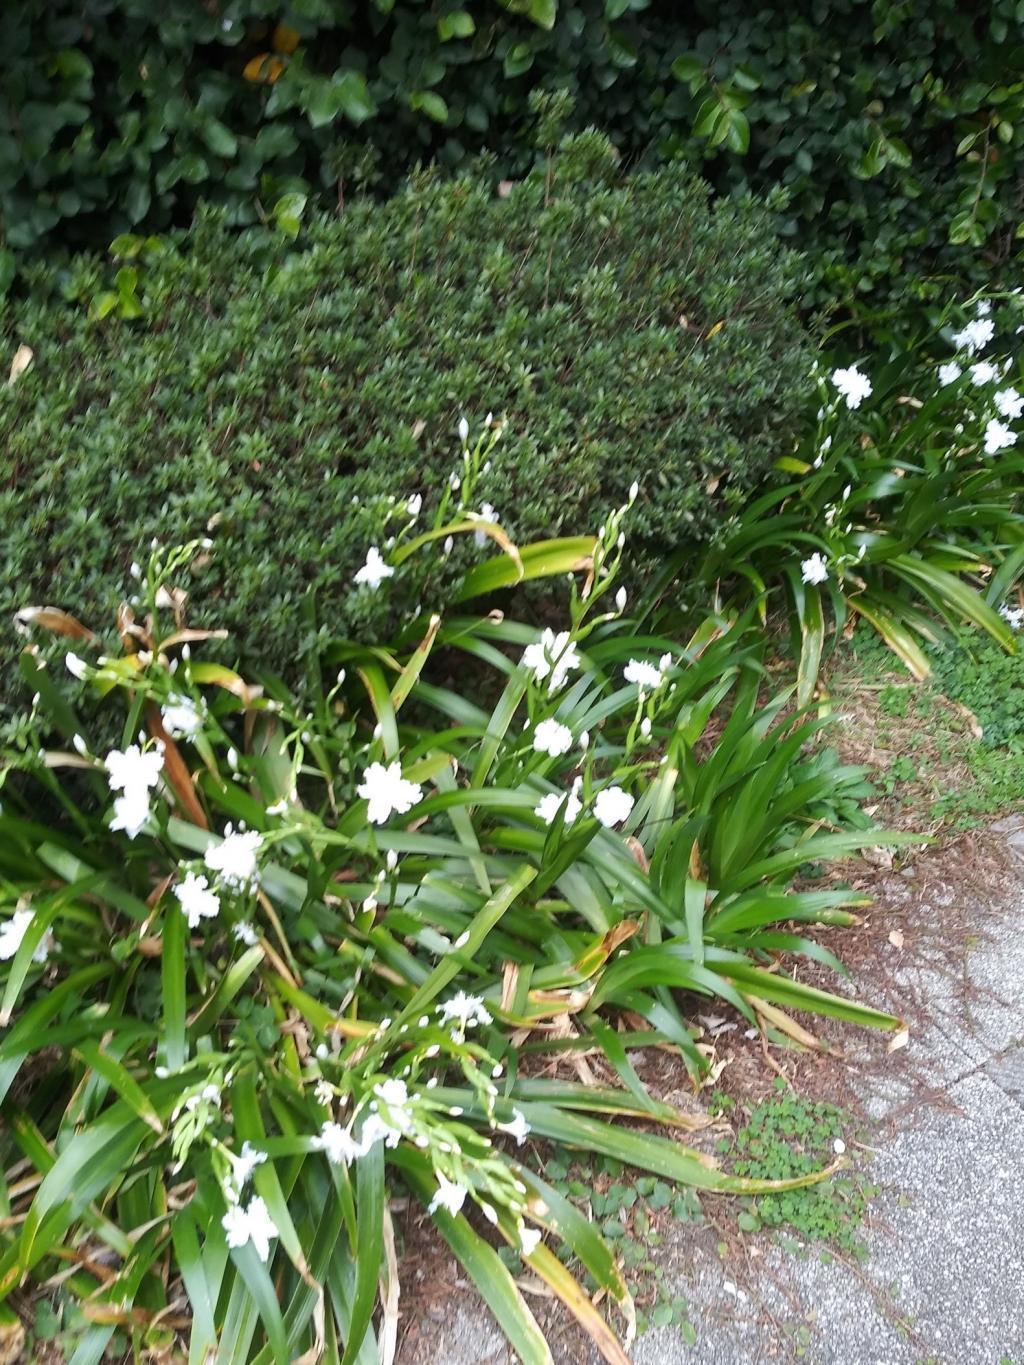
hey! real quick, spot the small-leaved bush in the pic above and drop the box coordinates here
[0,516,907,1361]
[0,134,813,709]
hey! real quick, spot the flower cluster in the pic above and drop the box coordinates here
[533,779,633,829]
[357,761,424,825]
[162,695,204,739]
[522,628,581,694]
[305,998,542,1257]
[830,364,872,410]
[623,654,672,692]
[801,551,829,586]
[532,717,574,757]
[944,302,1020,458]
[105,742,165,839]
[204,826,263,890]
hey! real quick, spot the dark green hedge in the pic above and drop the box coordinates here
[1,0,1022,309]
[0,136,812,695]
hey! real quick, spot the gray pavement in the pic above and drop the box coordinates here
[410,822,1024,1364]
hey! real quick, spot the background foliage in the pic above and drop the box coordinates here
[0,135,812,705]
[1,0,1021,308]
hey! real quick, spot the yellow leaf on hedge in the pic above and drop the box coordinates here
[272,22,301,54]
[243,53,286,83]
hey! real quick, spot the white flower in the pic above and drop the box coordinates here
[970,361,998,386]
[458,416,470,442]
[353,547,395,591]
[594,786,634,828]
[615,587,627,611]
[428,1171,468,1217]
[313,1121,365,1166]
[938,361,962,386]
[105,744,164,796]
[221,1195,278,1262]
[161,696,203,739]
[623,658,663,691]
[359,1110,407,1150]
[474,503,499,547]
[173,872,221,929]
[0,908,50,963]
[205,828,263,889]
[999,603,1024,630]
[233,920,259,946]
[975,299,992,316]
[407,493,423,518]
[830,364,872,409]
[497,1109,530,1145]
[800,552,829,585]
[833,1138,846,1155]
[532,718,573,757]
[65,651,89,680]
[520,1225,542,1256]
[951,318,995,354]
[438,991,493,1030]
[534,786,582,827]
[628,480,640,503]
[110,790,153,840]
[364,1082,416,1146]
[994,387,1024,419]
[374,1077,411,1111]
[521,628,580,693]
[231,1141,267,1190]
[357,761,424,825]
[984,418,1018,455]
[640,717,652,739]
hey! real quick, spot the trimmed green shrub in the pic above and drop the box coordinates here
[0,135,813,700]
[1,0,1021,309]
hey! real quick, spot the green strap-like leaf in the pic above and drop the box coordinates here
[340,1138,384,1365]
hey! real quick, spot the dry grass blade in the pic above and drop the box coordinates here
[526,1244,631,1365]
[745,993,826,1050]
[378,1203,400,1365]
